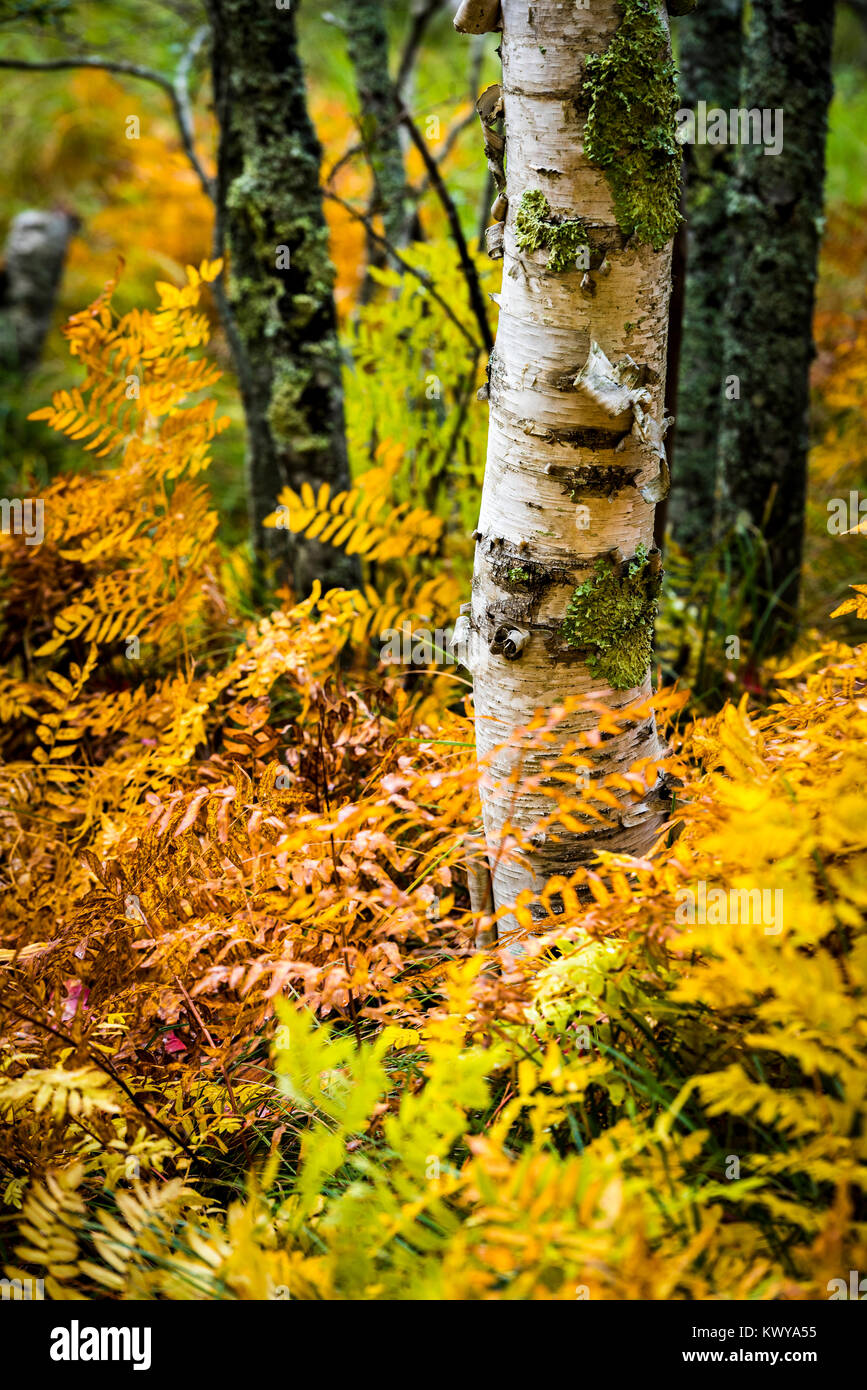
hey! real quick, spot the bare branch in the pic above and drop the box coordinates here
[0,51,215,200]
[396,0,448,99]
[322,187,483,355]
[0,52,176,84]
[419,106,477,184]
[323,138,364,188]
[173,28,215,198]
[0,999,199,1163]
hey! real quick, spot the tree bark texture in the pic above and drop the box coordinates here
[717,0,835,621]
[669,0,743,552]
[0,210,76,376]
[463,0,680,922]
[207,0,359,594]
[344,0,410,287]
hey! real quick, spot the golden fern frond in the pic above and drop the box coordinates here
[347,573,462,648]
[82,1178,210,1297]
[9,1163,89,1300]
[35,578,149,656]
[28,381,133,458]
[30,259,227,456]
[28,647,97,786]
[831,584,867,620]
[266,475,444,561]
[0,1068,121,1125]
[10,1163,209,1300]
[0,677,39,724]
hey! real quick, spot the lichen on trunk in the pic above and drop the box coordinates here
[717,0,835,633]
[561,544,662,689]
[668,0,743,554]
[582,0,682,251]
[514,190,590,272]
[207,0,359,595]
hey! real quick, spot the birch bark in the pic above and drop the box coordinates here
[459,0,680,924]
[0,211,76,376]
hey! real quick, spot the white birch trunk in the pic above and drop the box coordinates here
[460,0,677,929]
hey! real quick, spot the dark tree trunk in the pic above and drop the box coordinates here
[717,0,836,629]
[206,0,359,595]
[669,0,743,553]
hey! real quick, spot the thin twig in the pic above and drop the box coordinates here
[399,106,493,354]
[173,26,211,190]
[330,106,476,201]
[396,0,448,99]
[323,138,365,188]
[0,53,215,200]
[0,999,199,1162]
[172,971,252,1161]
[410,107,478,198]
[323,187,483,355]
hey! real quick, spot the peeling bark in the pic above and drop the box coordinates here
[454,0,502,35]
[460,0,678,925]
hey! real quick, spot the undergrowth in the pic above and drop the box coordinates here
[0,268,865,1301]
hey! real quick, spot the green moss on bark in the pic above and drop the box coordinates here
[514,190,590,273]
[207,0,358,593]
[582,0,681,250]
[267,363,330,453]
[560,544,662,689]
[345,0,408,250]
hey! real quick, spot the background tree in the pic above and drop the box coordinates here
[1,1,359,594]
[669,0,743,553]
[207,0,358,593]
[717,0,836,633]
[343,0,411,296]
[0,208,77,376]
